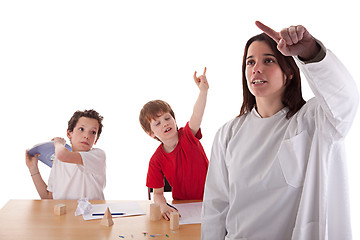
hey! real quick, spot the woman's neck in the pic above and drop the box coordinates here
[255,97,285,118]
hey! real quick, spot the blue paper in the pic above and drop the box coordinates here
[28,141,72,167]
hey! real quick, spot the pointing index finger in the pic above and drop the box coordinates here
[203,67,207,76]
[255,21,280,43]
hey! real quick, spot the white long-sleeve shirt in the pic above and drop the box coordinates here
[201,49,358,240]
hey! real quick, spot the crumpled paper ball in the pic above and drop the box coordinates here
[75,198,92,216]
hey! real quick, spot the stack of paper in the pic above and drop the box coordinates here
[172,202,202,225]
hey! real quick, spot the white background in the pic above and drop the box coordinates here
[1,0,359,237]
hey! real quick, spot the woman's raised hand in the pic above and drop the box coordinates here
[255,21,320,60]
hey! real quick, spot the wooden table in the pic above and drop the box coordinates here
[0,199,201,240]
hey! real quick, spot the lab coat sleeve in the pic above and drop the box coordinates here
[292,44,358,239]
[201,124,230,240]
[295,46,359,139]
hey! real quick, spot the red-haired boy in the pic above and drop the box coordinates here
[139,68,209,220]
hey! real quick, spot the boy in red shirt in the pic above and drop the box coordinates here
[139,68,209,220]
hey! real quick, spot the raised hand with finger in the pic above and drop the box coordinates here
[189,67,209,136]
[193,67,209,91]
[255,21,320,61]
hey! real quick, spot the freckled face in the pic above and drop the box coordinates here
[245,41,287,101]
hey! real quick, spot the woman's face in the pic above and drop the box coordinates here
[245,40,287,102]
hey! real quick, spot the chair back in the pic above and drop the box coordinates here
[148,177,172,200]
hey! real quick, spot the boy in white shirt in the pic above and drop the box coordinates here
[26,109,106,200]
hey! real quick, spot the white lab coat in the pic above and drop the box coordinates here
[201,49,358,240]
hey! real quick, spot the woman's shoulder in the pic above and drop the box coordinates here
[216,113,249,140]
[292,97,321,122]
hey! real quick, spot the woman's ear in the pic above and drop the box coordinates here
[284,73,294,85]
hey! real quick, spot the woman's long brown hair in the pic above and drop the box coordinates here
[238,33,306,119]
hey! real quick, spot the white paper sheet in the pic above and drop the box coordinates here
[82,202,146,220]
[171,202,202,225]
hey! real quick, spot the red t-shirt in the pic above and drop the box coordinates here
[146,122,209,200]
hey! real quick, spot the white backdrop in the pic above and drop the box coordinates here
[1,0,359,237]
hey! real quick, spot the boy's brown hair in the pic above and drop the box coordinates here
[67,109,104,141]
[139,100,175,137]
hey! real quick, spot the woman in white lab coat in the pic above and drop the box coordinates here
[201,21,358,240]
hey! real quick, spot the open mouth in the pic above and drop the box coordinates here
[252,79,267,85]
[164,127,172,133]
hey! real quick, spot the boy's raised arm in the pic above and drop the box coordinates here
[53,137,83,165]
[189,67,209,136]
